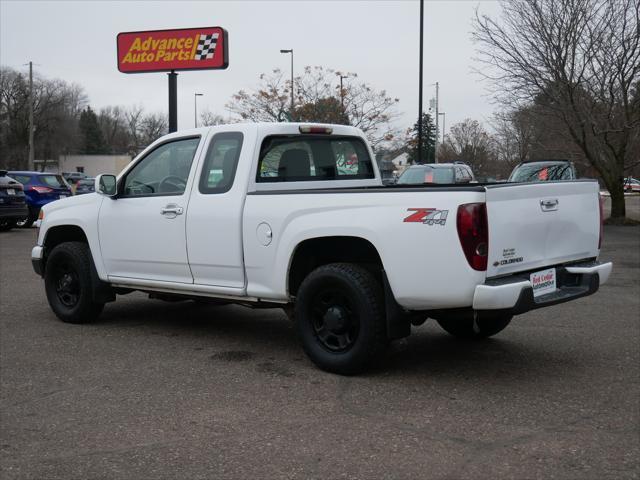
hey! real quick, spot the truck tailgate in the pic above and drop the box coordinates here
[485,181,600,278]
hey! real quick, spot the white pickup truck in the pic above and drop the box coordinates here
[32,123,612,374]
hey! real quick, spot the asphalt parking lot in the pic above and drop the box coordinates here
[1,226,639,479]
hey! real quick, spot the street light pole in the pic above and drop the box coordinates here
[28,61,34,171]
[194,93,203,128]
[280,49,294,120]
[418,0,424,164]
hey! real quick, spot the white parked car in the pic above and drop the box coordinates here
[31,123,612,374]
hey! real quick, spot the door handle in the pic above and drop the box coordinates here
[540,199,559,211]
[160,204,183,217]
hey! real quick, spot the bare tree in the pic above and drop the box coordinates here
[0,67,87,169]
[139,112,167,146]
[226,66,400,148]
[491,109,535,169]
[440,119,495,176]
[199,109,229,127]
[473,0,640,218]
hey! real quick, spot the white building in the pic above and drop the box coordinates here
[58,155,131,177]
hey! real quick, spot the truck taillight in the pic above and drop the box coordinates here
[31,186,53,194]
[457,203,488,271]
[598,194,604,249]
[299,125,333,134]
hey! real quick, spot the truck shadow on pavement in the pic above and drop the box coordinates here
[92,295,581,380]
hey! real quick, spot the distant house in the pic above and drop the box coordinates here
[391,152,409,171]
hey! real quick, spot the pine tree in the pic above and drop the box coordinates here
[79,106,107,154]
[407,113,436,164]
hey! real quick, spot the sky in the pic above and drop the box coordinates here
[0,0,502,137]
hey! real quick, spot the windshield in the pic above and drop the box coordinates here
[509,163,573,182]
[398,166,454,185]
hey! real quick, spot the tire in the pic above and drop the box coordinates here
[44,241,104,324]
[436,312,512,339]
[295,263,387,375]
[0,219,16,232]
[16,212,35,228]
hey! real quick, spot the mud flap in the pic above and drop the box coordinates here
[383,270,411,340]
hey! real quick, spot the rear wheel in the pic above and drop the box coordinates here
[436,312,512,339]
[295,263,387,375]
[44,242,104,324]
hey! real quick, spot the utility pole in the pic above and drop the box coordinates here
[28,61,34,171]
[418,0,424,164]
[339,74,349,120]
[434,82,439,163]
[194,93,203,128]
[439,111,446,146]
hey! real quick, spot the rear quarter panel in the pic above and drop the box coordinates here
[243,189,486,309]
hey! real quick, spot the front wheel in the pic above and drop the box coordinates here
[436,312,512,339]
[44,242,104,324]
[295,263,387,375]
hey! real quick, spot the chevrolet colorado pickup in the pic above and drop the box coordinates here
[32,123,612,374]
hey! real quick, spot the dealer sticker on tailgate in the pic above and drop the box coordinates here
[530,268,557,297]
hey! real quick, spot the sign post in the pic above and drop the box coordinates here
[168,71,177,132]
[117,27,228,133]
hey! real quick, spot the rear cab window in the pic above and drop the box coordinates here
[256,136,374,183]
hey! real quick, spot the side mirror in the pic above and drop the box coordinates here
[96,174,117,197]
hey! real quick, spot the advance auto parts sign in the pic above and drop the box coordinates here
[117,27,228,73]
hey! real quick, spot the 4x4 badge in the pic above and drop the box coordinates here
[403,208,449,226]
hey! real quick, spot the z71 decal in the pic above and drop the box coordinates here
[403,208,449,226]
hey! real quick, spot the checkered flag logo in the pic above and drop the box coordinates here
[194,33,219,60]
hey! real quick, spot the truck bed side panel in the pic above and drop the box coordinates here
[243,189,486,310]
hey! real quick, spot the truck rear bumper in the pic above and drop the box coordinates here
[472,261,612,314]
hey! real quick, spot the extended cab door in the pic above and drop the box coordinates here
[185,130,248,289]
[98,136,203,283]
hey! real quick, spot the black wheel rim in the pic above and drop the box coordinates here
[54,263,80,307]
[310,288,359,352]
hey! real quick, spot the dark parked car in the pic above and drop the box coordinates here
[8,171,73,228]
[74,177,95,195]
[62,172,87,185]
[508,160,577,183]
[0,170,29,231]
[623,177,640,193]
[397,162,475,185]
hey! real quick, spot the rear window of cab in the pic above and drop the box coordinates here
[257,136,374,182]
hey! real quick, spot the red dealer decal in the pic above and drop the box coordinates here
[117,27,228,73]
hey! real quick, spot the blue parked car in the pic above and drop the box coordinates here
[8,171,73,228]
